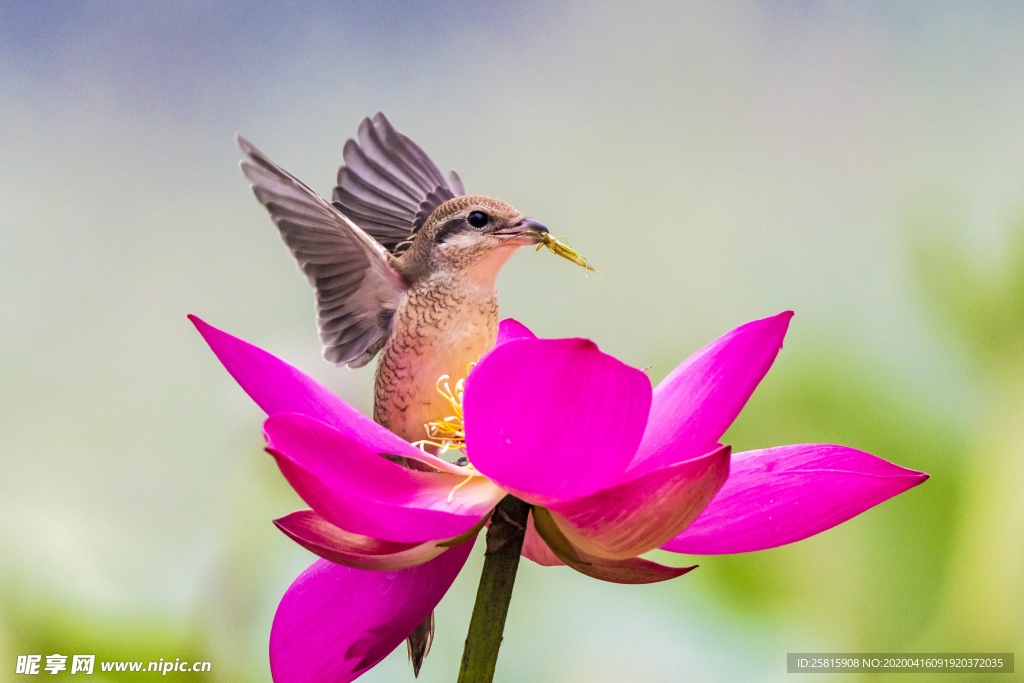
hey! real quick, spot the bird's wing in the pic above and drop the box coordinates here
[331,112,466,255]
[239,135,404,368]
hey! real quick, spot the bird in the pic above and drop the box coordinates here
[237,112,550,677]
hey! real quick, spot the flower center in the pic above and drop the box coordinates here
[410,369,484,503]
[411,373,468,454]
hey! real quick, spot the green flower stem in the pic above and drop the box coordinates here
[457,495,532,683]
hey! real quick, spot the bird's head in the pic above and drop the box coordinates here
[398,195,548,285]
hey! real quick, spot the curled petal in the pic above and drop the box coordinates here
[567,553,697,585]
[274,510,454,571]
[662,444,930,554]
[521,516,563,567]
[629,312,792,476]
[265,413,505,544]
[530,509,695,584]
[270,542,473,683]
[548,444,730,560]
[496,318,537,345]
[189,315,463,474]
[465,337,652,502]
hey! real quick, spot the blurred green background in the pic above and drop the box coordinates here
[1,1,1022,681]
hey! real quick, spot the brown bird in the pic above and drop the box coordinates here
[237,113,549,676]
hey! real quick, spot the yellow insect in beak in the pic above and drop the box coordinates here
[522,231,599,274]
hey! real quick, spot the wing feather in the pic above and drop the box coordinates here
[331,113,465,254]
[237,135,403,367]
[342,139,423,205]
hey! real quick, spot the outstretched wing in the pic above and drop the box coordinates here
[238,135,404,368]
[332,112,466,255]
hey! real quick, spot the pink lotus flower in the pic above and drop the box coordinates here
[189,312,927,683]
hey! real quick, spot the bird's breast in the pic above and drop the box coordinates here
[374,280,499,444]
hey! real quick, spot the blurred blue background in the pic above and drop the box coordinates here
[1,1,1021,681]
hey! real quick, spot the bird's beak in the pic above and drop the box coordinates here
[495,218,549,245]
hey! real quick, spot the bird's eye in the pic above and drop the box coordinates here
[467,211,489,228]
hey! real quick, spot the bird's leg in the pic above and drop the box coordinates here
[456,495,532,683]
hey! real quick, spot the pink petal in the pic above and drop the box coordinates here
[274,510,456,571]
[496,318,537,345]
[464,337,652,502]
[662,444,930,554]
[527,510,695,584]
[547,444,731,560]
[189,315,463,475]
[270,541,473,683]
[629,312,793,476]
[521,516,563,567]
[264,413,505,544]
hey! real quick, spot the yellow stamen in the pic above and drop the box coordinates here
[447,464,481,503]
[414,373,469,453]
[409,366,497,504]
[410,438,447,451]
